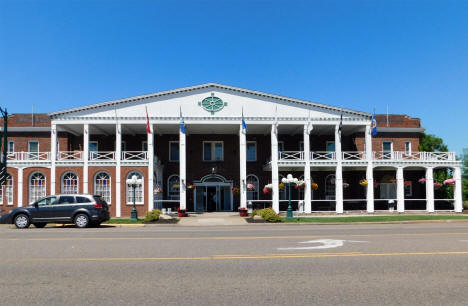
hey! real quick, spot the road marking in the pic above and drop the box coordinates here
[4,232,468,241]
[278,239,368,250]
[3,251,468,262]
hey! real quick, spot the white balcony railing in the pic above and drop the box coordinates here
[89,151,115,161]
[342,151,366,160]
[122,151,148,160]
[58,151,83,160]
[311,151,336,160]
[278,151,304,161]
[5,152,50,161]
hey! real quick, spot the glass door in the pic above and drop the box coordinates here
[195,187,206,212]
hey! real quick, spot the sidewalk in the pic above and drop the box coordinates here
[178,212,247,226]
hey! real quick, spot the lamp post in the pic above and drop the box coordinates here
[126,175,142,221]
[282,174,298,220]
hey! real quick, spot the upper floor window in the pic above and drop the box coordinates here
[142,141,148,152]
[121,141,126,151]
[382,141,393,159]
[405,141,411,154]
[169,141,179,162]
[7,141,14,153]
[299,141,304,152]
[278,141,284,152]
[247,141,256,162]
[89,141,98,152]
[203,141,223,161]
[326,141,335,152]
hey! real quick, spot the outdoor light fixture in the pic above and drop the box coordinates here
[126,175,142,221]
[282,174,298,219]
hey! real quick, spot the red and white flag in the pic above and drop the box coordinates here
[145,106,151,134]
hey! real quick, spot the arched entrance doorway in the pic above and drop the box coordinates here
[193,174,233,212]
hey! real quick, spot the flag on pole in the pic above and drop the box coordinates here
[273,106,279,135]
[179,107,186,134]
[241,107,248,133]
[371,110,378,137]
[306,111,313,134]
[145,106,151,134]
[338,112,343,138]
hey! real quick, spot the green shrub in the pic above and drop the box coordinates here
[144,209,162,222]
[254,208,281,222]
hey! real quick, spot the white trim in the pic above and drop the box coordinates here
[94,171,112,204]
[405,141,412,155]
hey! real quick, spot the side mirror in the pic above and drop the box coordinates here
[34,203,38,208]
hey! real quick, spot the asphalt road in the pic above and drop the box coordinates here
[1,222,468,305]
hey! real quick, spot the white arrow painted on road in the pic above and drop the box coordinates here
[278,239,368,250]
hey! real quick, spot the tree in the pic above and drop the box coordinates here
[419,133,448,152]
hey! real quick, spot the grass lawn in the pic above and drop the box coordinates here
[281,215,468,223]
[103,218,146,224]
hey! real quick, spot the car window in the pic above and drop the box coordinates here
[36,196,57,206]
[76,196,92,203]
[58,196,75,204]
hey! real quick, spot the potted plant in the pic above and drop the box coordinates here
[232,187,240,195]
[374,180,380,188]
[154,187,163,194]
[311,182,318,191]
[443,178,456,185]
[342,182,350,189]
[247,183,255,190]
[238,207,248,217]
[418,178,426,184]
[177,207,187,217]
[359,179,368,187]
[434,182,443,190]
[186,183,195,189]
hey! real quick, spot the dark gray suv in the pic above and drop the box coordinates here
[0,194,110,228]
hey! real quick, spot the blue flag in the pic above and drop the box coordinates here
[179,107,186,134]
[241,108,248,133]
[371,112,378,137]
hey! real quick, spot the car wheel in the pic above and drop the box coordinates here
[14,214,30,229]
[33,223,47,228]
[74,213,89,228]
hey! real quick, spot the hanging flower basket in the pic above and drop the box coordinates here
[443,178,456,185]
[418,178,426,184]
[295,180,305,189]
[374,180,380,188]
[434,182,443,190]
[404,181,412,186]
[278,183,285,190]
[359,179,368,187]
[311,183,318,191]
[263,187,271,194]
[154,187,163,195]
[186,183,195,189]
[342,182,350,189]
[264,183,273,190]
[247,183,255,190]
[232,187,240,195]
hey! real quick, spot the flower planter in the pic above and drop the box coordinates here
[239,209,248,217]
[177,210,187,217]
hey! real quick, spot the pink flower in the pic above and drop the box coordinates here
[418,178,426,184]
[247,183,255,190]
[443,178,456,185]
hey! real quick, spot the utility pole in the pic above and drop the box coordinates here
[0,107,8,186]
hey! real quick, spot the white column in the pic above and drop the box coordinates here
[239,125,247,209]
[179,128,186,210]
[271,124,279,213]
[396,166,405,213]
[303,124,312,213]
[115,123,121,217]
[17,167,23,207]
[335,124,343,214]
[365,124,374,213]
[83,124,89,193]
[50,124,57,195]
[147,125,154,212]
[425,167,434,213]
[454,166,463,212]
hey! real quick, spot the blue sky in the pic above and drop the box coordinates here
[1,0,467,153]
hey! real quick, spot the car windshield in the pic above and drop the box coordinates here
[36,196,58,206]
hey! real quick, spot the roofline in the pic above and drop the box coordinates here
[49,83,371,118]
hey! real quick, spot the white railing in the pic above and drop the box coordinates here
[89,151,115,161]
[342,151,366,160]
[5,152,51,161]
[278,151,304,161]
[375,151,456,161]
[373,151,396,160]
[122,151,148,160]
[424,152,456,161]
[58,151,83,160]
[311,151,336,160]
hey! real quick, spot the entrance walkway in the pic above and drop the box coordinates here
[178,212,247,226]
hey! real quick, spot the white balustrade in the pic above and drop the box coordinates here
[310,151,336,160]
[121,151,148,160]
[278,151,304,161]
[88,151,115,161]
[57,151,83,160]
[342,151,366,160]
[5,152,50,161]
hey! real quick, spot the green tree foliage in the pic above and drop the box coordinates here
[419,133,448,152]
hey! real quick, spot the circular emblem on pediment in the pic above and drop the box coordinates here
[198,93,227,115]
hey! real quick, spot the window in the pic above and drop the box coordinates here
[94,172,111,204]
[382,141,393,159]
[167,175,180,200]
[121,141,126,151]
[203,141,223,161]
[247,142,257,162]
[58,196,75,204]
[380,183,396,199]
[28,141,39,159]
[89,141,98,159]
[246,175,259,200]
[405,141,411,155]
[405,181,412,197]
[325,174,336,200]
[61,172,79,194]
[142,141,148,152]
[299,141,304,152]
[5,174,13,205]
[169,141,179,161]
[326,141,335,152]
[126,171,144,204]
[76,196,92,203]
[7,141,14,153]
[29,172,46,204]
[36,196,57,206]
[278,141,284,152]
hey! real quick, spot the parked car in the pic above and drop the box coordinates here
[0,194,110,229]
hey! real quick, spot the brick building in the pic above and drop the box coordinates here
[0,83,463,216]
